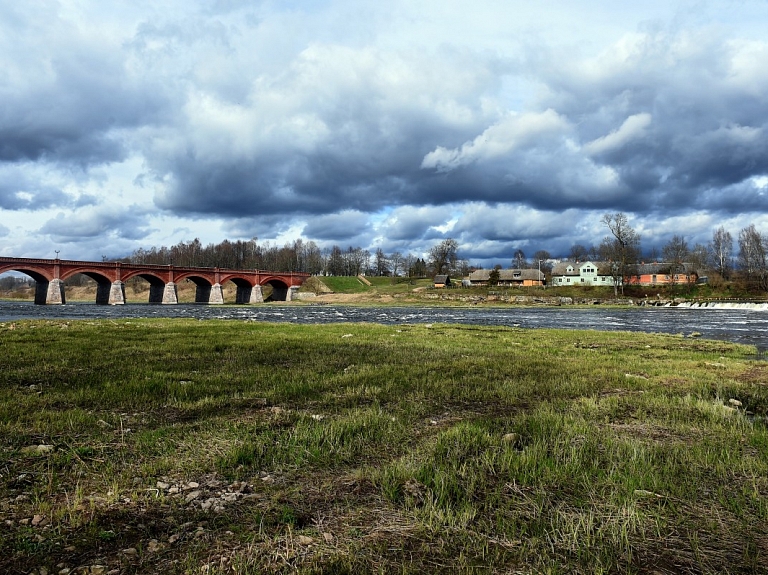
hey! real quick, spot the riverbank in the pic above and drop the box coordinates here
[2,319,766,574]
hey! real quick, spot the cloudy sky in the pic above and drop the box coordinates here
[2,0,768,267]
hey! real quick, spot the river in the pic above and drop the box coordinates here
[1,300,767,352]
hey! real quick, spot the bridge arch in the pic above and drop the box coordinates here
[122,271,177,304]
[260,277,291,302]
[60,268,117,305]
[0,264,60,304]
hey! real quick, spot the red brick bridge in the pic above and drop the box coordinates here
[0,257,310,305]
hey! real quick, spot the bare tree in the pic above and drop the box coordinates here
[533,250,552,273]
[662,235,690,289]
[600,212,641,296]
[688,243,709,284]
[738,224,768,291]
[512,249,527,269]
[569,244,589,261]
[389,251,404,277]
[374,248,390,276]
[428,238,459,275]
[709,226,734,280]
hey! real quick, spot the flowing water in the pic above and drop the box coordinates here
[2,300,767,352]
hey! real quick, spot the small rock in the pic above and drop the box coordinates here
[298,535,314,545]
[156,481,170,490]
[729,398,743,407]
[31,514,45,526]
[502,433,519,444]
[39,568,49,575]
[64,546,76,552]
[168,487,180,494]
[122,548,138,557]
[323,532,334,543]
[168,534,180,544]
[58,569,71,575]
[90,566,107,575]
[186,481,200,489]
[147,539,161,552]
[311,414,325,421]
[185,490,202,502]
[21,444,55,455]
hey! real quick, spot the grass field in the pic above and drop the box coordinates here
[1,319,767,574]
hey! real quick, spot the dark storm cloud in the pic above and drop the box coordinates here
[38,206,155,242]
[302,211,369,240]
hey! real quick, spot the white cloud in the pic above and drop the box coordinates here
[421,109,569,172]
[584,113,652,156]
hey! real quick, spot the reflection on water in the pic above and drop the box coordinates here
[1,301,767,351]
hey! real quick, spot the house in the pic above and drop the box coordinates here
[433,275,451,288]
[625,263,699,286]
[468,269,545,287]
[550,261,617,287]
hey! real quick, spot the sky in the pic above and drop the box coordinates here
[2,0,768,268]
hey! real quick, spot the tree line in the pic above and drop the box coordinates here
[120,237,468,278]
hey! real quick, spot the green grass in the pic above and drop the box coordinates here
[1,319,767,573]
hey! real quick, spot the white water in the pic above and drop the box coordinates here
[675,301,768,310]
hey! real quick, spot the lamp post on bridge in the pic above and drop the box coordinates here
[55,250,60,260]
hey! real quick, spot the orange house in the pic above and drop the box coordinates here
[625,263,698,286]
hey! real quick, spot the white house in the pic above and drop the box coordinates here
[550,261,618,286]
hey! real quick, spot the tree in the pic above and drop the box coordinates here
[738,224,768,291]
[688,243,709,284]
[428,238,459,275]
[374,248,390,276]
[389,251,404,277]
[512,249,527,269]
[569,244,589,261]
[662,235,690,288]
[488,268,500,286]
[709,226,733,280]
[533,250,552,273]
[600,212,641,296]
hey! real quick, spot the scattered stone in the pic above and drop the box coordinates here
[311,414,325,421]
[298,535,314,545]
[147,539,162,552]
[502,433,519,444]
[185,490,202,502]
[122,548,138,557]
[156,481,170,490]
[323,532,335,543]
[64,546,76,552]
[729,398,743,407]
[168,534,180,544]
[90,566,107,575]
[21,444,55,455]
[186,481,200,489]
[31,514,46,526]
